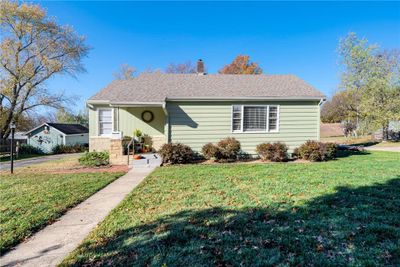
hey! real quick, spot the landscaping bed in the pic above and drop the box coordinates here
[61,151,400,266]
[0,172,125,253]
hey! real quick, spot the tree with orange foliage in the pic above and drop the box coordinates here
[218,55,263,74]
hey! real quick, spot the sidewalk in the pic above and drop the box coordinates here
[0,165,157,267]
[365,145,400,153]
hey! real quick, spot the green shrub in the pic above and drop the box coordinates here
[201,138,241,162]
[256,142,288,162]
[18,144,43,155]
[201,143,220,160]
[158,143,194,164]
[78,151,109,167]
[297,141,338,162]
[216,137,241,160]
[324,142,338,159]
[52,144,88,154]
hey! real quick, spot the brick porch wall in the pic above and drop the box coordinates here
[89,137,111,152]
[109,139,127,165]
[90,137,126,165]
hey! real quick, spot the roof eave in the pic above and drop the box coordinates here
[87,99,166,107]
[166,96,326,101]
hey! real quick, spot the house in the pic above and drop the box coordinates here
[6,132,28,144]
[25,123,89,153]
[87,60,325,163]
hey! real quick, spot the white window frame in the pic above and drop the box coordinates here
[231,104,279,133]
[98,108,114,136]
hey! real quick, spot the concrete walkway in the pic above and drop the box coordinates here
[0,153,81,171]
[0,165,158,267]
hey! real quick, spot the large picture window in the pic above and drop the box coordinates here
[232,105,279,133]
[98,108,113,136]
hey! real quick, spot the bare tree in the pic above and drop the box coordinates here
[165,61,196,74]
[113,63,136,80]
[0,1,89,140]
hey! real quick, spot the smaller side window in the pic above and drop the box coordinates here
[98,109,112,136]
[232,105,242,132]
[268,106,278,131]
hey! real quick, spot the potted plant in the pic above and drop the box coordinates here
[143,144,150,153]
[133,129,143,142]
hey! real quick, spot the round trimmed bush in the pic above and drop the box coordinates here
[256,142,288,162]
[201,143,220,160]
[158,143,194,164]
[217,137,241,160]
[297,141,338,162]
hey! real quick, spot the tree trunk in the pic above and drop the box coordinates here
[382,123,389,141]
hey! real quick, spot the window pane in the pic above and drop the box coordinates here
[268,106,278,131]
[233,105,241,112]
[232,105,242,131]
[233,113,241,119]
[99,109,112,135]
[99,109,112,121]
[243,106,267,132]
[100,122,112,135]
[232,119,241,131]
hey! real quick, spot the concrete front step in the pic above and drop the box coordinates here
[130,153,162,168]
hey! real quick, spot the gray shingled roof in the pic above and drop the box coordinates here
[88,73,325,103]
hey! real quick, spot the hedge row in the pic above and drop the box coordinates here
[158,138,338,165]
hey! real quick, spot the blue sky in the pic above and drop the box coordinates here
[37,1,400,111]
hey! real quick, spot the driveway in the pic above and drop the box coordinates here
[0,153,82,171]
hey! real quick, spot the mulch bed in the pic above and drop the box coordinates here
[193,158,311,165]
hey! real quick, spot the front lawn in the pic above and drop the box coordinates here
[0,172,125,253]
[61,151,400,266]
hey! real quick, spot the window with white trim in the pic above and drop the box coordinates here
[98,109,112,135]
[232,105,279,132]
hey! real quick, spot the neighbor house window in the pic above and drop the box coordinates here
[232,105,279,133]
[98,108,112,136]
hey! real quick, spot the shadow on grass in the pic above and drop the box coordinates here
[351,141,380,147]
[67,178,400,267]
[335,149,371,158]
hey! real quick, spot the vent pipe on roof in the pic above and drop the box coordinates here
[197,59,205,75]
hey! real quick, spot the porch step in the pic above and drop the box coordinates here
[129,153,162,168]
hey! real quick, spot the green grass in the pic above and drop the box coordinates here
[0,153,44,162]
[0,172,125,253]
[61,151,400,267]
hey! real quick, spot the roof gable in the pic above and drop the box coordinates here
[25,123,88,135]
[47,123,88,135]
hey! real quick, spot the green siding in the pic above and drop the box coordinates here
[88,105,165,138]
[167,101,320,154]
[27,126,64,153]
[118,107,165,137]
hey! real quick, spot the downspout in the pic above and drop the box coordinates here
[317,98,325,141]
[162,101,170,143]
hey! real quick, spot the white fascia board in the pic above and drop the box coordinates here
[166,96,326,101]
